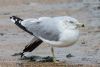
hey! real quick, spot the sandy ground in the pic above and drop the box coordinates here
[0,0,100,64]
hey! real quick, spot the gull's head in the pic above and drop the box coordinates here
[10,16,17,23]
[62,17,84,29]
[10,16,23,23]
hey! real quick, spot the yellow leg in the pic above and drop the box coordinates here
[51,46,56,62]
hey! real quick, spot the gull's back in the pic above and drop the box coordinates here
[22,17,61,41]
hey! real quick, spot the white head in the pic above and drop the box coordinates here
[62,17,84,29]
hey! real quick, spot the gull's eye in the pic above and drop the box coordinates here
[70,21,74,23]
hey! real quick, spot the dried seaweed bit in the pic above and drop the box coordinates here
[97,6,100,10]
[41,56,53,62]
[29,56,42,61]
[66,53,74,58]
[19,55,58,62]
[30,56,54,62]
[42,56,53,59]
[0,33,4,36]
[20,55,42,61]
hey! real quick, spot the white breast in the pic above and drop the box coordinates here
[58,29,79,47]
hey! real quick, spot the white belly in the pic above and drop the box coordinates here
[52,29,79,47]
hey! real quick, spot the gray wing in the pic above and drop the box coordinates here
[26,19,60,41]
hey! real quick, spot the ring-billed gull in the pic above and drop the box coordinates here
[10,16,84,62]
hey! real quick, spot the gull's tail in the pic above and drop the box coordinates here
[10,16,33,35]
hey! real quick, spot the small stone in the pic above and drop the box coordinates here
[0,33,4,36]
[97,6,100,10]
[66,54,74,58]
